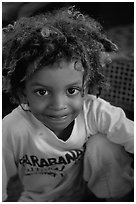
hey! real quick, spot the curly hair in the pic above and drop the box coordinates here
[2,6,118,104]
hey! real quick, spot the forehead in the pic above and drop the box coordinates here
[27,59,83,74]
[26,60,83,87]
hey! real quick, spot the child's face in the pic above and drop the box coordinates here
[24,60,84,136]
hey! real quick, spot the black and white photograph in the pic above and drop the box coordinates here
[2,1,134,202]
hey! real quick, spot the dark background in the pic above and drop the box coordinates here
[3,2,134,28]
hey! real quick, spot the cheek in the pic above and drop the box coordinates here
[71,96,83,114]
[30,101,46,111]
[27,96,48,113]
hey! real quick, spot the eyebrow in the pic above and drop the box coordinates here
[31,81,83,88]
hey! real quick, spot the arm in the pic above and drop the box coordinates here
[84,96,134,200]
[2,118,18,201]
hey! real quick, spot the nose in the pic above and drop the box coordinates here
[49,94,67,111]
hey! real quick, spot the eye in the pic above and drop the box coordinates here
[36,89,48,96]
[67,88,80,96]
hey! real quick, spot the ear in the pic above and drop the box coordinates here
[83,89,89,99]
[81,85,88,98]
[17,88,28,104]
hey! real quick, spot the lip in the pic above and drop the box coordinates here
[48,115,67,118]
[44,114,70,122]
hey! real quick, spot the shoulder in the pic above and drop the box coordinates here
[83,94,123,123]
[83,94,111,112]
[3,106,25,125]
[3,106,31,136]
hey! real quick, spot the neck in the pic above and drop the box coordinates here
[55,120,75,141]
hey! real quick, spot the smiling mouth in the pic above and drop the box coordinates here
[46,115,69,121]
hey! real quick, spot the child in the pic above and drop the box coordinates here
[2,6,134,202]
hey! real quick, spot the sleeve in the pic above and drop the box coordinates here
[85,96,134,153]
[2,118,18,201]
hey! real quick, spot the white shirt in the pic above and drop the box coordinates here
[2,95,133,201]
